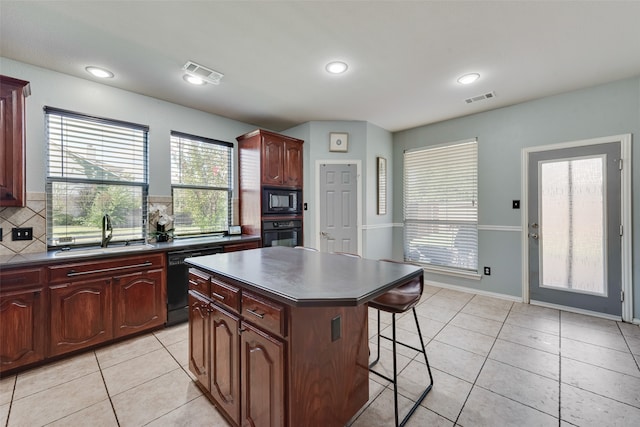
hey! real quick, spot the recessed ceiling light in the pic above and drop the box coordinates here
[457,73,480,85]
[85,66,114,79]
[183,74,206,85]
[326,61,348,74]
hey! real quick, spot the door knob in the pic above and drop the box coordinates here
[320,231,329,239]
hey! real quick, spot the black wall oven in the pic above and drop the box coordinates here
[262,219,302,247]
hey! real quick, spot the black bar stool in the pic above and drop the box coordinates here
[368,259,433,427]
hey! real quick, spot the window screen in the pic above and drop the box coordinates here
[170,131,233,236]
[45,107,149,248]
[404,139,478,271]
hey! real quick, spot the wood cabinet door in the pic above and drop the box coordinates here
[0,288,45,372]
[0,76,28,207]
[188,291,210,391]
[240,322,285,427]
[261,135,284,186]
[210,305,240,425]
[113,268,166,338]
[49,278,112,357]
[283,140,303,187]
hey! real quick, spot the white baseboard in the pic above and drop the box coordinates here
[424,279,522,303]
[530,300,622,322]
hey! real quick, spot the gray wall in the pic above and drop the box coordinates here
[4,56,636,318]
[284,121,393,258]
[393,76,640,319]
[0,58,256,199]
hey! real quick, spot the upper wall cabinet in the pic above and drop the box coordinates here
[0,75,30,207]
[237,129,304,188]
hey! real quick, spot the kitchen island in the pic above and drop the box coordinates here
[185,246,423,427]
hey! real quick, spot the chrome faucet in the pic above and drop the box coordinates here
[101,214,113,248]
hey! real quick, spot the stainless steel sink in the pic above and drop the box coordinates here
[54,244,155,257]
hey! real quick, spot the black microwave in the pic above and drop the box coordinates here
[262,188,302,214]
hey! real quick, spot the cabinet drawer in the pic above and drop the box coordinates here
[188,270,210,295]
[49,253,164,283]
[223,241,261,252]
[241,292,285,337]
[0,267,43,290]
[210,277,240,313]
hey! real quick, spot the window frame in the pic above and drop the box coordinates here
[403,138,479,273]
[170,130,234,238]
[45,107,149,250]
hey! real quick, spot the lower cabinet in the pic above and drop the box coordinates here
[48,253,166,359]
[189,273,284,427]
[0,267,46,372]
[188,267,370,427]
[211,303,241,425]
[49,278,113,356]
[189,291,210,390]
[240,321,285,427]
[113,268,165,338]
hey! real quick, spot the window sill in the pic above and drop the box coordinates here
[420,265,482,281]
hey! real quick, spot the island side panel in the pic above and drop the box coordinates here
[288,304,369,427]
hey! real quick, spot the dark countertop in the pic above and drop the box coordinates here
[185,246,423,307]
[0,235,261,268]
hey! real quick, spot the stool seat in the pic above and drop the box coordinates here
[369,276,421,313]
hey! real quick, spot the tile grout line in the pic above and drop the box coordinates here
[137,330,204,426]
[453,299,565,425]
[452,297,510,426]
[94,350,122,427]
[558,309,563,426]
[617,322,640,373]
[3,375,16,427]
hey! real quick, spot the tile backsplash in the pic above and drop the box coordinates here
[0,192,46,256]
[0,194,174,256]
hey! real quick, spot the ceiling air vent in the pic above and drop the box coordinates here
[465,91,496,104]
[182,61,224,85]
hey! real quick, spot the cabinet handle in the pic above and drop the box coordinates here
[246,308,265,319]
[211,292,225,301]
[66,261,153,277]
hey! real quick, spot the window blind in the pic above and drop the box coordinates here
[45,107,149,248]
[46,108,148,183]
[404,139,478,271]
[170,131,233,236]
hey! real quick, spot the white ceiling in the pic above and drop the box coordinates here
[2,1,640,132]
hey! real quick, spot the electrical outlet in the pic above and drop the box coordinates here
[484,266,491,275]
[12,227,33,241]
[512,200,520,209]
[331,315,341,341]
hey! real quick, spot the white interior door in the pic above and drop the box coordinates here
[527,142,622,316]
[318,163,358,253]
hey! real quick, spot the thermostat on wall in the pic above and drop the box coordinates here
[228,225,241,235]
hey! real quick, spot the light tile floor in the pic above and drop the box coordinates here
[2,285,639,426]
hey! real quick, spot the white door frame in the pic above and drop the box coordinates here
[521,134,633,322]
[315,160,363,255]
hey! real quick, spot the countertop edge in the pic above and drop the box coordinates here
[0,235,261,268]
